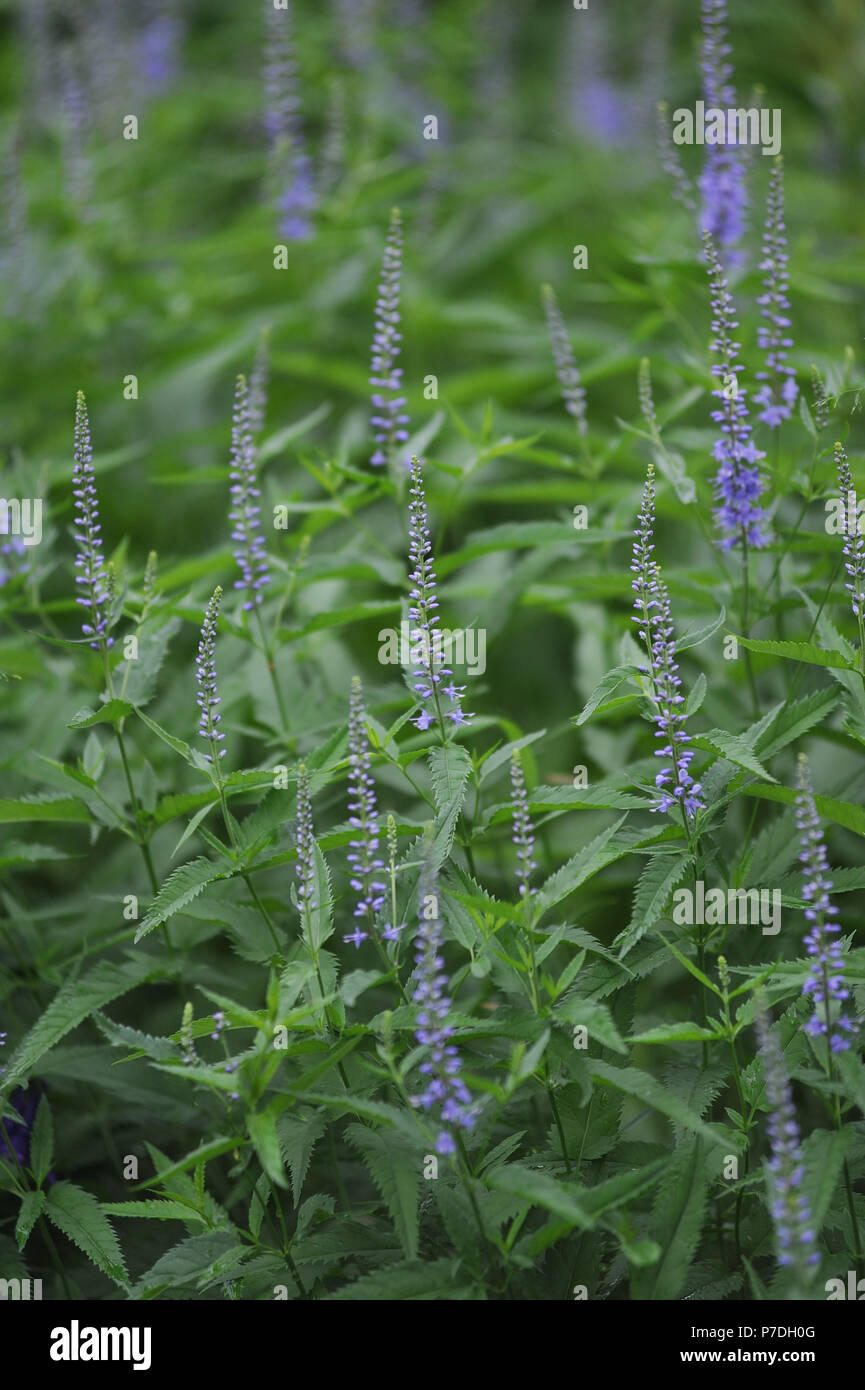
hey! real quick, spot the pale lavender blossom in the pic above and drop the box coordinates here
[72,392,113,650]
[510,750,537,898]
[754,160,797,426]
[795,755,856,1055]
[407,458,472,735]
[755,1008,820,1276]
[195,586,226,762]
[295,763,318,921]
[704,231,769,550]
[263,0,316,241]
[631,464,703,819]
[409,852,476,1155]
[343,677,387,949]
[541,285,587,433]
[698,0,747,264]
[229,375,270,610]
[370,209,410,467]
[835,444,865,628]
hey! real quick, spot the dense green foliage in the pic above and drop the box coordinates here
[1,0,864,1302]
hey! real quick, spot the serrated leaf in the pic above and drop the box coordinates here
[588,1062,724,1144]
[0,957,164,1093]
[326,1257,473,1300]
[735,637,854,671]
[67,700,134,729]
[15,1190,45,1251]
[45,1181,127,1286]
[345,1124,419,1258]
[574,665,637,726]
[100,1200,208,1223]
[134,857,228,941]
[632,1138,709,1299]
[615,851,690,958]
[277,1112,327,1207]
[694,728,776,782]
[247,1106,289,1189]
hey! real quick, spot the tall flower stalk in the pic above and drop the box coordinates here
[344,677,387,949]
[196,586,227,766]
[630,464,703,822]
[704,231,768,551]
[72,393,161,903]
[229,375,270,612]
[228,373,287,728]
[72,392,113,652]
[754,1007,820,1284]
[794,755,856,1058]
[407,458,471,738]
[195,585,280,949]
[510,750,536,899]
[541,284,587,435]
[834,443,865,665]
[409,854,476,1156]
[754,159,797,426]
[698,0,747,264]
[262,0,315,241]
[369,209,410,468]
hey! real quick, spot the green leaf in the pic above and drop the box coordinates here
[0,957,165,1093]
[588,1062,725,1144]
[67,700,134,729]
[535,817,628,916]
[799,1127,853,1233]
[30,1095,53,1187]
[277,1112,327,1207]
[134,857,229,941]
[693,729,777,783]
[488,1164,592,1228]
[101,1200,208,1224]
[134,1137,239,1191]
[735,637,855,671]
[579,1156,670,1220]
[133,706,197,763]
[574,665,637,726]
[326,1257,474,1300]
[615,851,690,958]
[15,1190,45,1251]
[0,795,89,824]
[247,1106,289,1190]
[741,784,865,839]
[345,1124,420,1259]
[554,998,628,1054]
[45,1181,127,1286]
[628,1022,722,1044]
[632,1138,709,1300]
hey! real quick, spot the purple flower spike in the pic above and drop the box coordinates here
[795,755,856,1055]
[541,285,587,434]
[835,444,865,626]
[409,850,476,1153]
[510,750,537,898]
[369,209,410,468]
[72,392,113,651]
[754,160,797,426]
[295,763,318,923]
[755,1008,820,1277]
[229,374,270,611]
[631,465,703,820]
[703,232,769,551]
[343,676,387,947]
[698,0,747,264]
[408,458,472,736]
[263,0,316,242]
[195,586,226,763]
